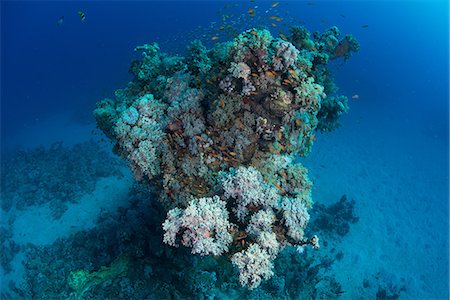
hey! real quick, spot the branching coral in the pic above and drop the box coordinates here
[95,26,358,289]
[0,140,123,218]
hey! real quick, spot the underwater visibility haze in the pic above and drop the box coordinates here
[1,1,449,299]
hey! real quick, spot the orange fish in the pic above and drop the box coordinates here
[250,29,258,35]
[274,182,283,191]
[269,16,282,21]
[265,71,276,77]
[309,134,316,141]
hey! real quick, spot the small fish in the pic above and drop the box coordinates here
[272,2,280,7]
[340,14,346,18]
[271,23,277,27]
[362,24,369,28]
[211,36,220,40]
[351,94,360,99]
[57,16,64,26]
[219,25,225,30]
[277,131,282,140]
[250,29,258,35]
[269,16,282,21]
[248,8,256,17]
[309,134,316,141]
[279,33,287,40]
[274,182,283,191]
[265,71,276,77]
[78,10,86,22]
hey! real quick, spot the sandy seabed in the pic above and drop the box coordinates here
[303,103,449,299]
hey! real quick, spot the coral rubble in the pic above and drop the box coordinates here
[0,140,124,219]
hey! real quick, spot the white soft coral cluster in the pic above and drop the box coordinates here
[246,210,280,257]
[272,40,300,71]
[221,166,279,221]
[280,196,310,241]
[115,94,166,180]
[231,244,274,290]
[162,164,314,290]
[165,72,206,137]
[228,62,251,80]
[162,196,233,256]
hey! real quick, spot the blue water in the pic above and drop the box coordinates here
[1,1,448,298]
